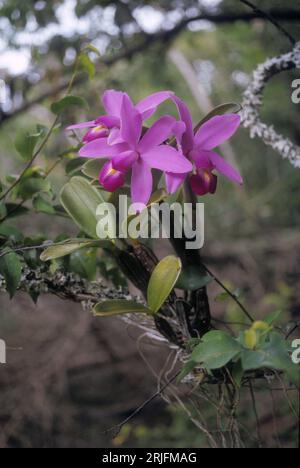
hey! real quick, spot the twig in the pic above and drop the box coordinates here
[201,263,254,323]
[239,0,296,46]
[269,387,282,448]
[249,379,263,448]
[0,116,59,203]
[103,372,180,437]
[285,321,300,339]
[0,57,81,203]
[2,9,300,126]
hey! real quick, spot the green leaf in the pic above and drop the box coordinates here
[82,44,101,56]
[0,248,22,298]
[66,157,87,176]
[202,330,233,343]
[176,265,212,291]
[264,310,282,325]
[79,53,95,79]
[148,188,168,205]
[0,202,7,219]
[177,360,197,383]
[60,176,107,238]
[51,95,88,114]
[241,332,294,371]
[4,203,29,219]
[33,194,56,215]
[81,158,107,179]
[232,360,244,388]
[215,289,241,303]
[17,177,51,200]
[147,256,182,313]
[198,103,241,127]
[40,239,107,261]
[191,331,242,370]
[69,249,97,281]
[15,130,41,161]
[93,300,151,317]
[0,225,24,244]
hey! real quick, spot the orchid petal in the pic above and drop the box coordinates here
[136,91,174,119]
[173,121,186,150]
[120,94,142,149]
[190,150,214,170]
[107,128,124,145]
[165,172,186,194]
[209,151,243,185]
[112,151,138,172]
[190,171,218,196]
[194,114,241,150]
[99,161,125,192]
[141,146,193,173]
[101,90,124,117]
[79,139,128,158]
[67,120,96,130]
[95,115,120,128]
[138,116,176,153]
[83,126,108,143]
[172,96,194,153]
[131,159,153,205]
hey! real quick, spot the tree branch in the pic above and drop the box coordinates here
[1,8,300,126]
[239,0,296,46]
[0,266,132,305]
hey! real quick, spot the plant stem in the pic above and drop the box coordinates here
[202,263,254,323]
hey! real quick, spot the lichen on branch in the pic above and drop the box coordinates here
[241,42,300,167]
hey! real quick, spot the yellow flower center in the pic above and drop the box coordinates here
[108,168,118,176]
[92,125,106,133]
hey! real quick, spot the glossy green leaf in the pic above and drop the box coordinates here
[176,265,212,291]
[79,53,95,79]
[121,188,168,232]
[33,194,56,215]
[82,44,101,56]
[191,331,242,370]
[51,95,88,114]
[60,176,106,238]
[177,360,197,383]
[15,128,43,161]
[65,157,87,176]
[17,177,51,200]
[40,239,107,261]
[197,102,242,128]
[69,249,97,280]
[232,360,244,388]
[147,256,182,313]
[0,248,22,299]
[93,300,151,317]
[241,332,297,376]
[81,158,108,179]
[0,225,24,243]
[4,203,29,219]
[0,202,7,219]
[264,310,282,325]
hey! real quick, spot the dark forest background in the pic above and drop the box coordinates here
[0,0,299,448]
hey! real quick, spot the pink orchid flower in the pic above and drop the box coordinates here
[67,89,174,144]
[79,94,192,204]
[166,96,243,195]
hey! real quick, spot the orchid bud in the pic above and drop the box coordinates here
[99,161,125,192]
[190,169,218,196]
[83,124,109,143]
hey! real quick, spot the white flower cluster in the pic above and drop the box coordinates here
[241,42,300,167]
